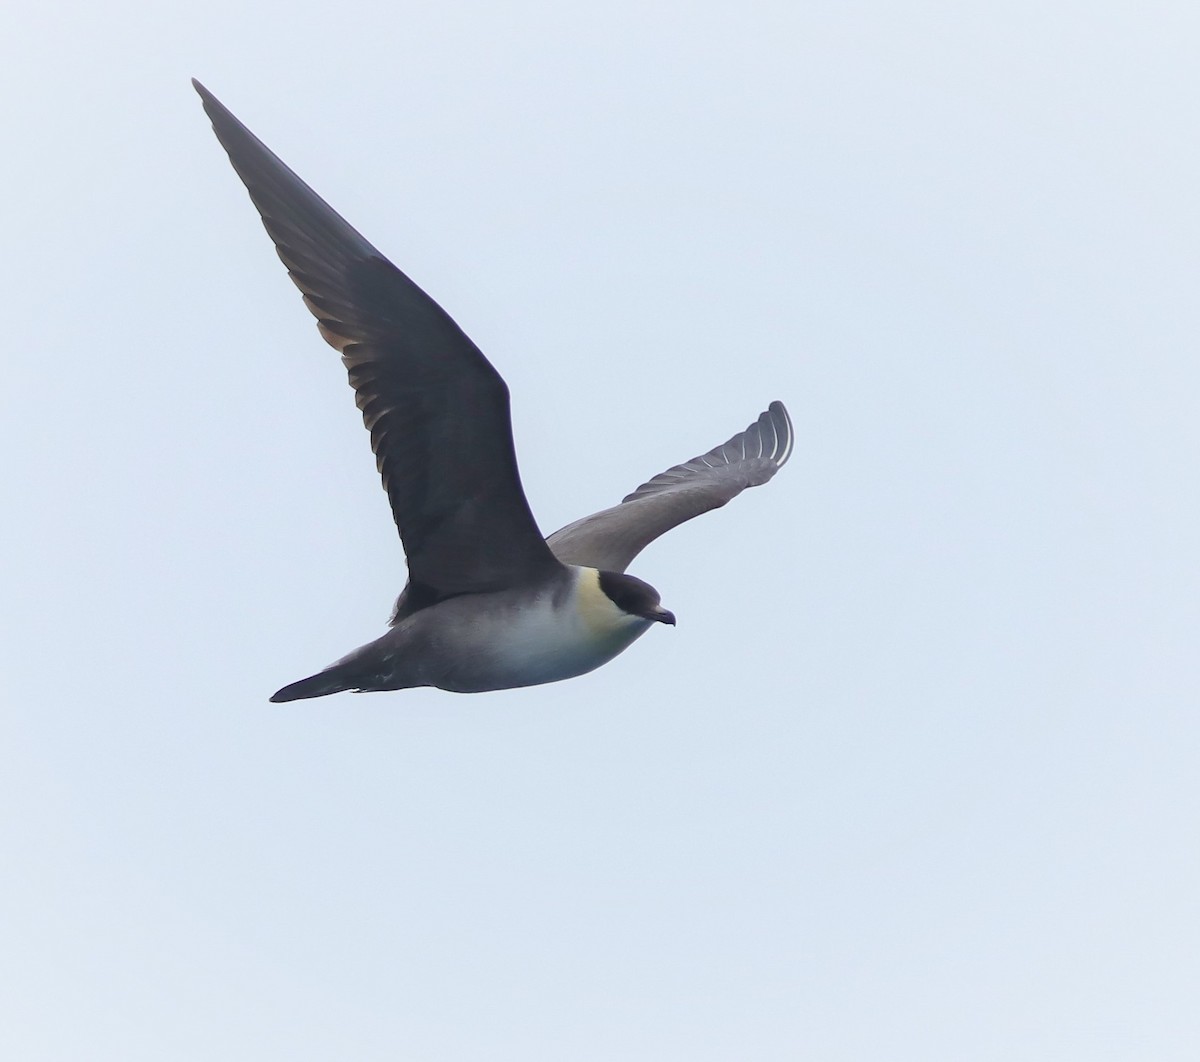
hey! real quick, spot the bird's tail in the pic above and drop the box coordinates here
[270,663,359,703]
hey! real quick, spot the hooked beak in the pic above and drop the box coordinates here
[651,606,676,626]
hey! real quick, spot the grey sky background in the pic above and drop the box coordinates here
[4,1,1198,1058]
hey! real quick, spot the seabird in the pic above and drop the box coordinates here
[193,80,793,701]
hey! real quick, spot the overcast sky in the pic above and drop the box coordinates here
[4,2,1199,1059]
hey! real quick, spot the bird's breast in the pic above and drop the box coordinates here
[428,568,651,692]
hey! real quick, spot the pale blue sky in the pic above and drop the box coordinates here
[4,2,1199,1059]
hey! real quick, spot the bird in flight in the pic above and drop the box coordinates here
[193,80,793,701]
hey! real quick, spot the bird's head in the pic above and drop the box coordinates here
[597,570,676,627]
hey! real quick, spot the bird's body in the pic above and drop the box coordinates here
[275,566,657,700]
[193,80,792,701]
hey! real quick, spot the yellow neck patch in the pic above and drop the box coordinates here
[574,566,638,638]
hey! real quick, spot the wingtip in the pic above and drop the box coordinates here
[191,79,233,125]
[191,79,223,124]
[765,400,794,467]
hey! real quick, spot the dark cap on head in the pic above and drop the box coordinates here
[598,570,676,625]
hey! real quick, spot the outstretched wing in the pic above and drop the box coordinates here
[547,401,793,572]
[194,81,561,607]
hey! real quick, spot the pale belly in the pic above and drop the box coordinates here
[418,590,653,693]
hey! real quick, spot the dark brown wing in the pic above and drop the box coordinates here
[546,402,793,572]
[194,81,561,605]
